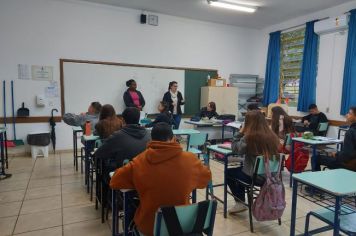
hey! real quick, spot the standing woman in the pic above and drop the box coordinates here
[163,81,185,129]
[123,79,145,111]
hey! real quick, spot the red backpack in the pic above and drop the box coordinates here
[284,133,309,173]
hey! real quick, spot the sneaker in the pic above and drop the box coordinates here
[228,202,247,214]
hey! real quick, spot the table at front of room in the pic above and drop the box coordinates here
[290,169,356,236]
[206,144,240,218]
[289,137,343,187]
[82,134,100,193]
[0,127,10,179]
[185,120,232,141]
[72,126,83,172]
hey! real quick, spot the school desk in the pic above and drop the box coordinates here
[72,126,83,172]
[82,134,100,193]
[289,136,343,187]
[290,169,356,236]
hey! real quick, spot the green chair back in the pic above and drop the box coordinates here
[94,139,103,148]
[318,122,329,132]
[153,200,217,236]
[255,155,281,175]
[187,133,208,151]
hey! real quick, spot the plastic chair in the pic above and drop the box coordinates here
[317,122,329,136]
[153,200,217,236]
[187,133,208,156]
[228,155,284,232]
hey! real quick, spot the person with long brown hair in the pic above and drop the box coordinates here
[271,106,295,140]
[199,102,218,119]
[228,111,280,213]
[95,104,123,139]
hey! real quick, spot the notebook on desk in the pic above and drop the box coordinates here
[218,143,232,150]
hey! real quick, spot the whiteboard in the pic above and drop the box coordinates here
[63,62,185,114]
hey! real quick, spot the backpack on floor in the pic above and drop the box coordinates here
[252,157,286,221]
[284,133,309,173]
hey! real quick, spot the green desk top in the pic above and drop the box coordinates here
[292,136,343,145]
[293,169,356,196]
[173,129,200,135]
[207,144,233,155]
[72,126,83,132]
[82,135,99,141]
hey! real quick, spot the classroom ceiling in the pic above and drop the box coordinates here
[79,0,354,29]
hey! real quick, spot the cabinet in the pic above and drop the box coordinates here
[200,86,238,118]
[229,74,263,119]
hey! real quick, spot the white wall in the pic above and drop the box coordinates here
[0,0,261,150]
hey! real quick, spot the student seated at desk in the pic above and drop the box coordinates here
[95,104,123,139]
[95,107,150,172]
[145,101,173,128]
[271,106,295,150]
[228,111,280,214]
[63,102,102,130]
[247,103,260,112]
[110,123,211,236]
[301,104,328,135]
[199,102,218,119]
[315,107,356,171]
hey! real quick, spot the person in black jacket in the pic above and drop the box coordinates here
[162,81,185,129]
[95,107,151,174]
[199,102,218,119]
[315,107,356,171]
[301,104,328,135]
[123,79,145,111]
[145,101,173,128]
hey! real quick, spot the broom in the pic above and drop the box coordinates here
[2,81,15,147]
[10,81,24,146]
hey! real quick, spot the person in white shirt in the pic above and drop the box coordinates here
[162,81,185,129]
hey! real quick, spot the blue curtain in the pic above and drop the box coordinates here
[341,9,356,115]
[263,31,281,106]
[297,21,319,112]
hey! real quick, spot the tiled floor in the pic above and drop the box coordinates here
[0,152,333,235]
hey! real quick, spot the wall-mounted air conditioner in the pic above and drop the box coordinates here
[314,15,348,35]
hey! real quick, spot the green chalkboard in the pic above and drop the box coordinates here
[184,70,218,116]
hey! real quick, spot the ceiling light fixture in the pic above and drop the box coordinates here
[207,0,257,13]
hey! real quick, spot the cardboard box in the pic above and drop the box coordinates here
[208,79,226,87]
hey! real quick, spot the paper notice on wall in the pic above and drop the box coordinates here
[32,65,53,81]
[45,81,59,98]
[18,64,31,80]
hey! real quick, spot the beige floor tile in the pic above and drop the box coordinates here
[61,174,84,185]
[20,196,61,215]
[213,213,250,235]
[62,192,91,208]
[0,201,22,217]
[0,180,28,192]
[14,209,62,234]
[256,223,301,236]
[4,172,31,182]
[24,185,61,200]
[13,226,62,236]
[63,204,100,225]
[61,167,77,176]
[63,219,111,236]
[61,182,86,194]
[0,189,25,204]
[30,169,61,180]
[28,177,61,189]
[0,216,17,236]
[285,216,329,234]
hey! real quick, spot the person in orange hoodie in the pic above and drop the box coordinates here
[110,122,212,236]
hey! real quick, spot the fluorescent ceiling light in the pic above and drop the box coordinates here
[208,0,257,13]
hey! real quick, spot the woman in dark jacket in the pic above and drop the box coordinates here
[200,102,218,119]
[123,79,145,111]
[162,81,185,129]
[145,101,173,128]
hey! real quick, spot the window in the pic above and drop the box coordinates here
[280,28,305,107]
